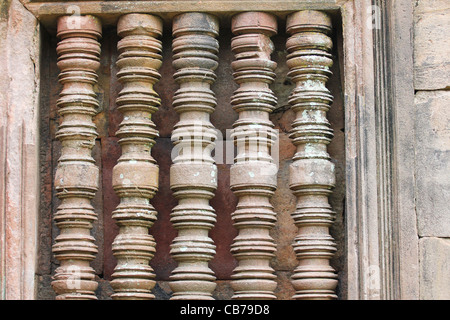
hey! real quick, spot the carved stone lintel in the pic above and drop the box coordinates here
[286,10,338,300]
[51,15,102,300]
[229,12,279,300]
[168,12,220,300]
[110,13,163,300]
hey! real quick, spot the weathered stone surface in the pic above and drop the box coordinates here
[414,0,450,90]
[229,11,279,300]
[91,140,104,275]
[96,278,114,300]
[286,10,338,300]
[213,281,234,300]
[37,28,57,277]
[0,0,40,300]
[51,14,102,300]
[274,271,295,300]
[149,137,178,281]
[36,275,56,300]
[415,91,450,237]
[392,0,421,298]
[99,137,120,281]
[210,164,238,279]
[270,159,298,272]
[419,237,450,300]
[110,13,163,300]
[168,12,220,300]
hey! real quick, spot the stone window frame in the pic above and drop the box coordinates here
[0,0,418,299]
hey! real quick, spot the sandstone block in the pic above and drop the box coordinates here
[415,91,450,237]
[419,237,450,300]
[414,0,450,90]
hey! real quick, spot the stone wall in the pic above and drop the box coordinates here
[414,0,450,300]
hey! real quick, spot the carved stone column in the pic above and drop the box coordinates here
[229,12,278,300]
[286,10,338,300]
[110,14,163,300]
[169,12,220,300]
[51,15,102,300]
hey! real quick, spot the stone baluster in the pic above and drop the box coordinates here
[110,14,163,300]
[169,12,220,300]
[286,10,338,300]
[51,15,102,300]
[229,12,279,300]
